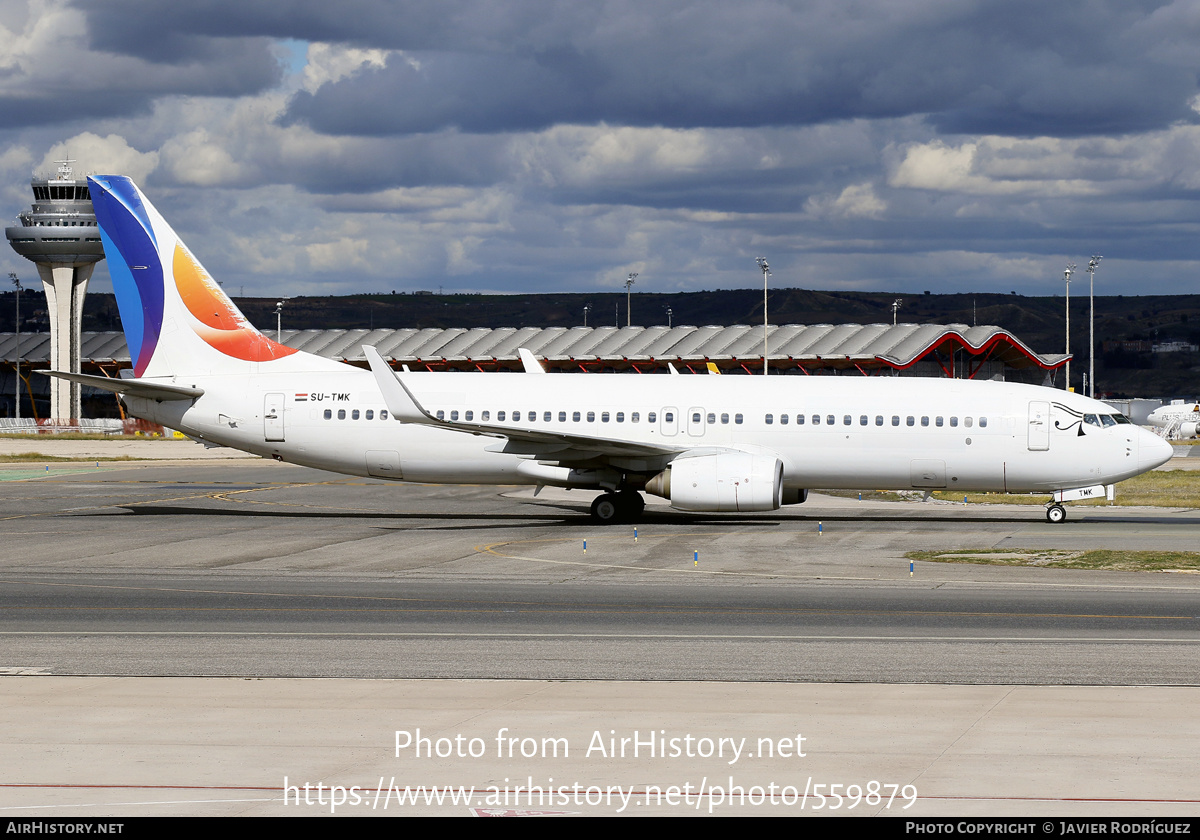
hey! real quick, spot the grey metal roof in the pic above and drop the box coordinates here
[0,323,1068,373]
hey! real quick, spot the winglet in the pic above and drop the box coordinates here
[518,347,546,373]
[363,345,431,423]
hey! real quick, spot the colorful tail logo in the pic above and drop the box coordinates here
[89,175,296,376]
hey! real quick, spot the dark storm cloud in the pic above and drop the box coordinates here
[120,0,1194,139]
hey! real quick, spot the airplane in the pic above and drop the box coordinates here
[1147,401,1200,439]
[48,175,1175,526]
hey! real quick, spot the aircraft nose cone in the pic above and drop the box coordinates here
[1139,429,1174,472]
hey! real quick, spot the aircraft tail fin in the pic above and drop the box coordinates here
[88,176,323,378]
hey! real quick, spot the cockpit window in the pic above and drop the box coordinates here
[1100,414,1117,427]
[1083,414,1101,427]
[1112,413,1132,425]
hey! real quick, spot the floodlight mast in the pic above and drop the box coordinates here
[1063,263,1075,391]
[275,300,284,343]
[892,298,903,326]
[1087,256,1101,398]
[625,273,638,327]
[756,257,770,375]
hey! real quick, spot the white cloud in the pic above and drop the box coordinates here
[805,183,887,219]
[889,138,1097,196]
[302,42,391,93]
[38,133,159,183]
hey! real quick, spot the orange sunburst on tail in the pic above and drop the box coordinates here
[173,243,297,362]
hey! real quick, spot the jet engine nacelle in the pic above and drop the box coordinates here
[1180,421,1199,439]
[645,452,783,512]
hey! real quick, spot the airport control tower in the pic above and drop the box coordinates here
[5,160,104,421]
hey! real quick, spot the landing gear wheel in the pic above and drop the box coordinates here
[616,490,645,521]
[1046,503,1067,524]
[590,493,621,524]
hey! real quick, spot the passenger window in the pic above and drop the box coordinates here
[721,413,730,424]
[482,411,490,421]
[860,415,868,426]
[965,417,973,428]
[813,415,821,426]
[735,414,743,424]
[448,410,457,421]
[826,415,835,425]
[617,412,625,423]
[544,411,551,422]
[324,409,332,420]
[648,412,656,423]
[950,416,958,427]
[602,412,610,422]
[367,410,375,420]
[498,411,506,421]
[381,411,388,420]
[892,415,900,426]
[780,414,788,425]
[694,412,702,424]
[875,415,883,426]
[979,416,988,428]
[796,415,805,425]
[921,416,929,427]
[588,411,595,422]
[342,409,350,420]
[573,411,581,422]
[559,411,566,422]
[765,414,774,425]
[512,411,520,422]
[936,416,943,427]
[843,415,851,426]
[633,412,641,422]
[664,412,673,422]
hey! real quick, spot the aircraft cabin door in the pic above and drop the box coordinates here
[1027,400,1049,451]
[687,406,706,437]
[264,392,286,442]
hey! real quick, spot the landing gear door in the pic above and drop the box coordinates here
[264,392,285,442]
[1027,400,1049,451]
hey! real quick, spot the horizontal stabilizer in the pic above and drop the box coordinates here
[38,370,204,402]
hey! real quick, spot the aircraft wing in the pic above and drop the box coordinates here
[364,345,680,466]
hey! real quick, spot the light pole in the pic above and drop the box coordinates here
[892,298,903,325]
[583,304,590,327]
[275,300,284,344]
[666,307,673,328]
[756,257,770,375]
[9,273,19,420]
[1087,256,1101,398]
[625,273,637,327]
[1063,263,1075,391]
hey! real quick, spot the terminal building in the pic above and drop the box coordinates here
[0,322,1068,422]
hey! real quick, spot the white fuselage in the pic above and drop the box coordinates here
[123,363,1172,496]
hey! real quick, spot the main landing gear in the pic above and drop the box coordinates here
[590,490,645,524]
[1045,503,1067,524]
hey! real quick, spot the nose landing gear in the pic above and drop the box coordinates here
[1045,503,1067,524]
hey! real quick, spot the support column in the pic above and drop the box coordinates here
[36,262,94,422]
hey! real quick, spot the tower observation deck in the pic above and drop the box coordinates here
[5,159,105,421]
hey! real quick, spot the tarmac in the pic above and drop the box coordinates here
[1,435,1197,818]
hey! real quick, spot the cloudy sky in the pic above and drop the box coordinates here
[3,0,1200,301]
